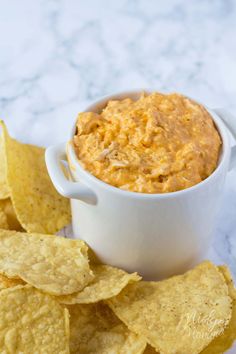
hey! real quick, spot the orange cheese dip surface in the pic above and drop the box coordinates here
[73,92,222,193]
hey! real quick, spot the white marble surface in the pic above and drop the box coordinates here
[0,0,236,281]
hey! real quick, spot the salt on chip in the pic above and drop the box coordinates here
[58,264,141,304]
[68,302,147,354]
[0,134,10,199]
[107,261,232,354]
[0,121,71,234]
[0,198,22,230]
[201,265,236,354]
[0,285,70,353]
[0,273,25,290]
[0,229,94,295]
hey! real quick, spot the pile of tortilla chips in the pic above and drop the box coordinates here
[0,122,235,353]
[0,230,235,353]
[0,121,70,233]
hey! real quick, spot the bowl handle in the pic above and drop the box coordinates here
[45,143,97,205]
[212,108,236,171]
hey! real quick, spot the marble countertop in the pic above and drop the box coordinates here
[0,0,235,279]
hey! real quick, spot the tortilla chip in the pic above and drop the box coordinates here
[0,273,25,290]
[201,265,236,354]
[0,135,10,199]
[0,229,94,295]
[107,261,232,354]
[0,285,70,353]
[68,302,147,354]
[0,198,22,230]
[0,121,71,234]
[58,264,141,304]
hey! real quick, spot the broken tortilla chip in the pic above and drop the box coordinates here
[0,285,70,353]
[0,229,94,295]
[0,121,71,234]
[58,264,141,305]
[107,261,232,354]
[68,302,147,354]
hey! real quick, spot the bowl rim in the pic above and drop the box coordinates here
[67,89,230,199]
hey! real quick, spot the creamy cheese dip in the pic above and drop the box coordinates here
[73,92,221,193]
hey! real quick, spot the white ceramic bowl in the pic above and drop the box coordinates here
[45,90,236,279]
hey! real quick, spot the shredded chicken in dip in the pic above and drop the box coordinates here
[73,92,221,193]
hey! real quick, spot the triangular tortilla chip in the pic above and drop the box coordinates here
[0,229,94,295]
[107,261,232,354]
